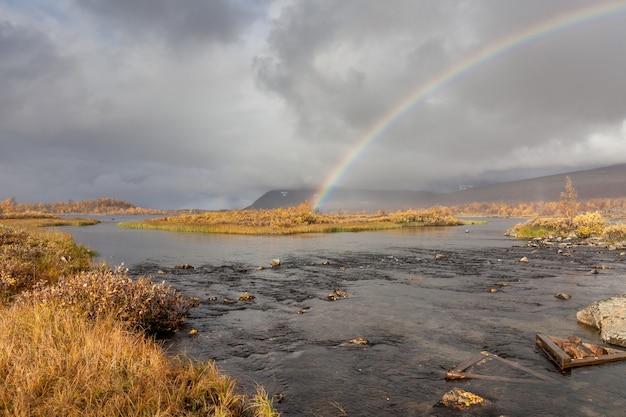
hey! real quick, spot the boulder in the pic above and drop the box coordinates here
[577,294,626,347]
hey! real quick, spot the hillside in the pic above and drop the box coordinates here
[248,164,626,211]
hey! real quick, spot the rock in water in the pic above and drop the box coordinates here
[440,387,485,410]
[327,288,349,301]
[577,294,626,347]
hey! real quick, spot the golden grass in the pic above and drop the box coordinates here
[0,301,278,416]
[1,225,95,302]
[119,204,464,235]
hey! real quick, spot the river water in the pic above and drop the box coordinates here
[64,217,626,416]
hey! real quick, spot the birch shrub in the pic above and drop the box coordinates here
[18,268,198,334]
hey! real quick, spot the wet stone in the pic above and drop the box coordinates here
[327,288,349,301]
[555,293,572,300]
[438,387,486,410]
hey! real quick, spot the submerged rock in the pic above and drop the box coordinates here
[577,294,626,347]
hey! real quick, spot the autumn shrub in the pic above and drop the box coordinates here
[0,225,94,302]
[388,207,462,225]
[603,223,626,243]
[18,268,198,334]
[507,216,571,238]
[0,301,279,417]
[572,212,605,238]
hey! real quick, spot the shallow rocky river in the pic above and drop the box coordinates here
[69,218,626,416]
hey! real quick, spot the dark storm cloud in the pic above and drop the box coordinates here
[75,0,258,47]
[0,20,76,135]
[1,1,625,209]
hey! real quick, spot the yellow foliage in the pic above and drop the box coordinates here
[603,223,626,243]
[573,212,605,238]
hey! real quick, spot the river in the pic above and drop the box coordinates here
[64,216,626,416]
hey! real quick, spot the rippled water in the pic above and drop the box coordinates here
[65,217,626,416]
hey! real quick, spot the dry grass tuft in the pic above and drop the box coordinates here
[0,301,278,416]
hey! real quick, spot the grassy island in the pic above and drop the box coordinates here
[507,212,626,242]
[0,221,279,416]
[119,203,465,235]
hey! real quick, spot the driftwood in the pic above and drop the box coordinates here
[446,351,553,383]
[536,333,626,370]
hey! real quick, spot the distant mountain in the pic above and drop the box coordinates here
[247,164,626,211]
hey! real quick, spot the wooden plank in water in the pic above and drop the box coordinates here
[536,333,626,370]
[446,350,553,383]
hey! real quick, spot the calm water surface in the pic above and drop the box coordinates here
[65,217,626,416]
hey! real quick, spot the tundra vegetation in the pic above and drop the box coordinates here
[0,222,279,416]
[507,177,626,242]
[118,203,465,234]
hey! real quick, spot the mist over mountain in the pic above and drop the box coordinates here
[248,164,626,212]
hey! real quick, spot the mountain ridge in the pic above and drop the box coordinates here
[248,164,626,211]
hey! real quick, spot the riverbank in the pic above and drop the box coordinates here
[0,222,279,416]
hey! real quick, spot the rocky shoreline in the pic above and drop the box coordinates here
[520,235,626,348]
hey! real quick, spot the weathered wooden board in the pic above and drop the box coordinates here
[536,333,626,370]
[446,350,553,382]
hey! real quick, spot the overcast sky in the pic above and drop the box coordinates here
[2,1,626,210]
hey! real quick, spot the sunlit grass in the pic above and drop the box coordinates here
[0,301,279,416]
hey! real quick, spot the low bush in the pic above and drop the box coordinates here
[508,212,624,242]
[572,212,605,238]
[18,267,198,334]
[0,302,278,416]
[603,223,626,243]
[507,216,570,239]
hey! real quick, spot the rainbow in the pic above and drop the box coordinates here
[312,1,626,210]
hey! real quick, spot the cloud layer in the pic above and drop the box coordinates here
[2,1,626,209]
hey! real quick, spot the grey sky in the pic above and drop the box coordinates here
[1,0,625,209]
